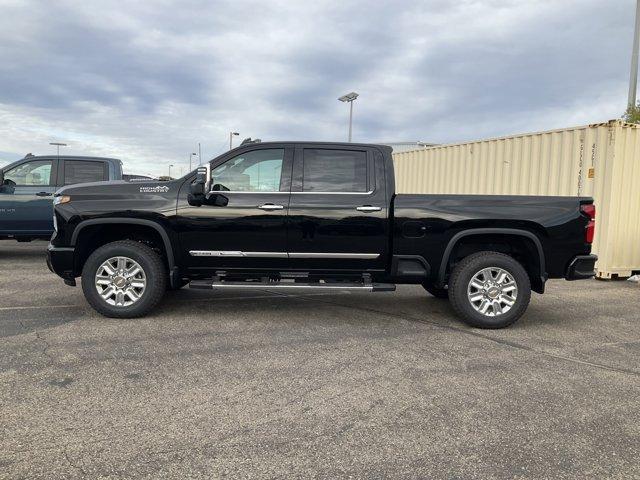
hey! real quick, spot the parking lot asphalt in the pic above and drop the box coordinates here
[1,242,639,479]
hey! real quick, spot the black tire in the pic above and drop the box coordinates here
[81,240,166,318]
[422,283,449,299]
[448,251,531,329]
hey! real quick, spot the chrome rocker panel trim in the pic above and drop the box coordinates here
[189,251,380,259]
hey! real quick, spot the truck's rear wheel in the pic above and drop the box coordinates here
[448,251,531,329]
[81,240,166,318]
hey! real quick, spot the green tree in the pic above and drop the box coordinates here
[623,101,640,123]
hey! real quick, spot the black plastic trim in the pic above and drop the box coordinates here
[566,254,597,280]
[391,255,431,279]
[70,218,176,277]
[438,228,546,286]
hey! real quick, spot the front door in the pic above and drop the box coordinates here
[286,146,389,272]
[0,158,58,235]
[176,146,293,274]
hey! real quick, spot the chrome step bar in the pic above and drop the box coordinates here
[189,279,396,292]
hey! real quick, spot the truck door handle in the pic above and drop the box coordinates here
[356,205,382,212]
[36,192,52,197]
[258,203,284,211]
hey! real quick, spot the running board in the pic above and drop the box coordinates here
[189,279,396,292]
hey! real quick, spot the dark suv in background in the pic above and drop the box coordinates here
[0,155,123,241]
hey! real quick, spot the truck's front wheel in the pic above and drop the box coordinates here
[448,251,531,329]
[81,240,166,318]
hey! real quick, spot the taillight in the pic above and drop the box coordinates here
[581,204,596,244]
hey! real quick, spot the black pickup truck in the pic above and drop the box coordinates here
[47,141,597,328]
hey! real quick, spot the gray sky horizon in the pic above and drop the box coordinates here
[0,0,636,177]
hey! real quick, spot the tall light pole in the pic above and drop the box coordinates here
[188,152,197,171]
[198,142,202,166]
[338,92,359,142]
[229,131,239,150]
[629,0,640,108]
[168,164,174,178]
[49,142,67,159]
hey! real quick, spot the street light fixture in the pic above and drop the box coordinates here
[338,92,359,142]
[49,142,67,159]
[188,152,197,171]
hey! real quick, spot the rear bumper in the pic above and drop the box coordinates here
[47,244,77,286]
[565,254,597,280]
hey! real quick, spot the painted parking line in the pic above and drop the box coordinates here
[0,291,348,312]
[0,304,82,311]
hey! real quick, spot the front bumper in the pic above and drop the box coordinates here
[47,244,77,286]
[566,254,598,280]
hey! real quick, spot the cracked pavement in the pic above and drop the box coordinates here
[1,242,639,479]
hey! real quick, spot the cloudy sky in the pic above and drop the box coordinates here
[0,0,636,176]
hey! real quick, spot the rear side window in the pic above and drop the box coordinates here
[302,149,367,192]
[64,161,106,185]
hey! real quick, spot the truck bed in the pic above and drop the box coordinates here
[392,194,592,282]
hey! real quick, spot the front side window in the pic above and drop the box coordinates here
[4,160,53,186]
[64,161,106,185]
[302,149,367,192]
[211,149,284,192]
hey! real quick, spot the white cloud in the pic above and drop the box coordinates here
[0,0,635,175]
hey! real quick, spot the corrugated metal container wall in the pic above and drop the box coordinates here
[392,120,640,279]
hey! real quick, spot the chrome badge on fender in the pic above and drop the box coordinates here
[139,185,170,193]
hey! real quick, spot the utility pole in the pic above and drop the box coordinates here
[168,164,174,178]
[198,142,202,166]
[348,101,354,141]
[338,92,359,142]
[229,131,239,150]
[629,0,640,108]
[188,152,196,171]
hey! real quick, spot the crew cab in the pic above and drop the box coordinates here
[47,142,597,328]
[0,155,123,241]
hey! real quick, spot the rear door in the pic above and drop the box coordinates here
[286,145,389,272]
[0,158,58,234]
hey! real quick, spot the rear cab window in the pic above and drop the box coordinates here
[301,149,369,193]
[63,160,108,185]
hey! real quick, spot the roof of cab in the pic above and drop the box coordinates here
[19,155,121,162]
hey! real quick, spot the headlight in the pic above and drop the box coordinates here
[54,195,71,205]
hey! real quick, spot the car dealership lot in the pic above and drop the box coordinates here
[1,242,639,479]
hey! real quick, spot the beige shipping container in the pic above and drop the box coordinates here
[393,120,640,279]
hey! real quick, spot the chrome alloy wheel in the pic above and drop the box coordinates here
[95,256,147,307]
[467,267,518,317]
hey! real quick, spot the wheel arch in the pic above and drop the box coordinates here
[70,218,178,286]
[437,228,547,293]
